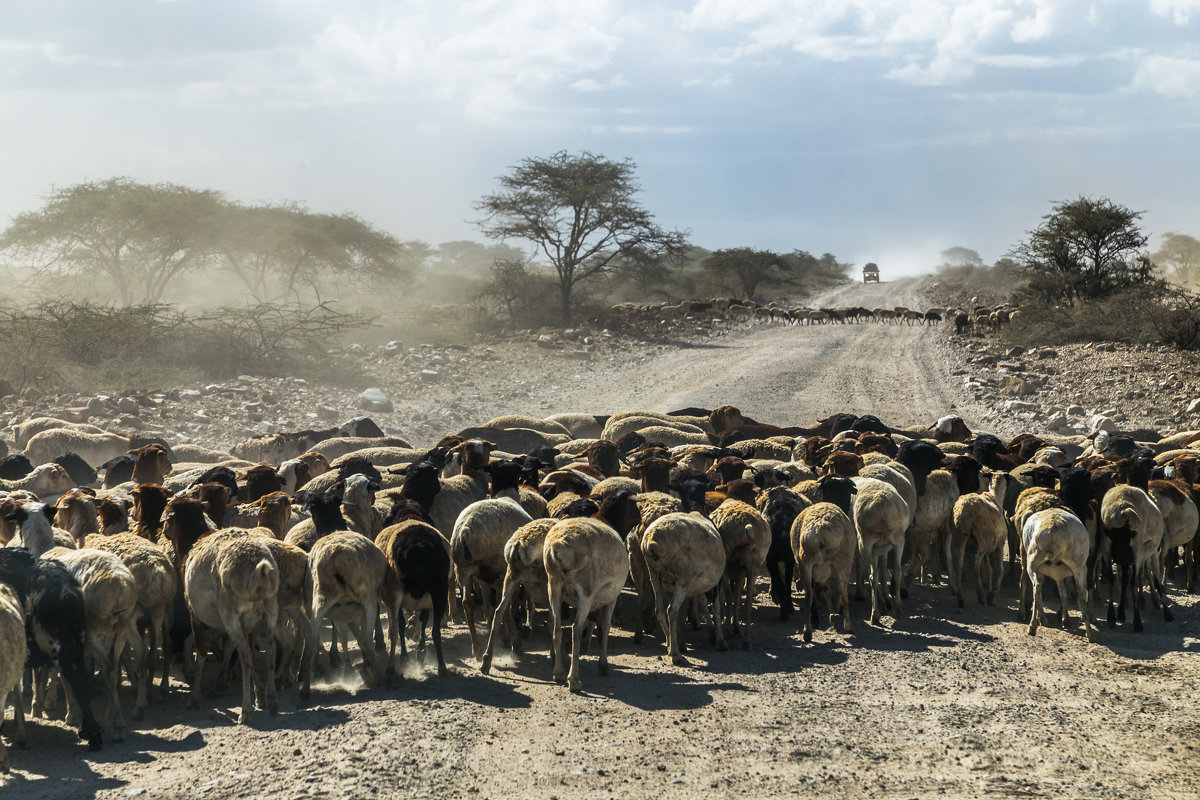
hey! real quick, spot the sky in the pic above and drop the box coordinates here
[2,0,1198,278]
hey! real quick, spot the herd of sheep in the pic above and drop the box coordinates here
[0,402,1195,772]
[609,299,956,326]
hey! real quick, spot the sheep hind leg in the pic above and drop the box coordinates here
[548,576,566,684]
[974,545,989,607]
[127,620,148,722]
[800,563,815,643]
[1072,566,1093,643]
[385,600,402,686]
[1148,567,1174,623]
[709,587,727,652]
[868,550,884,625]
[481,573,521,675]
[666,586,689,665]
[740,569,756,650]
[431,591,448,678]
[890,544,905,621]
[835,576,852,634]
[1027,569,1044,636]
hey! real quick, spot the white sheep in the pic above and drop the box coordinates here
[480,518,557,674]
[544,516,630,692]
[949,471,1008,607]
[302,530,387,697]
[6,501,62,558]
[1100,484,1165,631]
[1022,508,1093,642]
[450,497,534,660]
[0,582,26,773]
[13,417,106,450]
[852,477,909,624]
[641,512,727,663]
[23,429,134,468]
[0,463,76,501]
[904,470,959,587]
[184,528,280,722]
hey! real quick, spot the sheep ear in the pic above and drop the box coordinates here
[43,505,57,523]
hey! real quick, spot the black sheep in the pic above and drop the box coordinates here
[53,452,97,487]
[0,548,103,751]
[896,440,946,496]
[0,454,33,481]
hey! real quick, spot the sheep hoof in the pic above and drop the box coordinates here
[597,663,609,676]
[957,596,965,610]
[670,655,687,666]
[1164,608,1175,623]
[237,711,250,725]
[132,707,145,722]
[1106,607,1116,628]
[479,658,492,676]
[568,679,582,693]
[716,639,728,652]
[829,613,842,630]
[267,699,279,716]
[802,630,812,643]
[1133,619,1144,633]
[1027,625,1037,636]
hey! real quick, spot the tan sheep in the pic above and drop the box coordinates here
[14,417,106,450]
[450,498,534,659]
[792,502,856,642]
[479,517,558,675]
[628,489,682,643]
[0,582,26,773]
[302,531,387,698]
[709,500,770,649]
[24,429,134,468]
[852,477,909,625]
[83,532,177,718]
[43,546,137,742]
[1022,508,1093,642]
[544,516,630,692]
[0,463,76,500]
[184,528,280,722]
[641,512,727,663]
[949,471,1009,607]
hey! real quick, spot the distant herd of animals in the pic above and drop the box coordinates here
[0,396,1191,771]
[608,298,1018,332]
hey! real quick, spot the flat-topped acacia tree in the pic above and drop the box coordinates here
[474,151,688,325]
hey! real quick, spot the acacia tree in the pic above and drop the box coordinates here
[1152,232,1200,285]
[0,178,224,304]
[704,247,789,300]
[1010,196,1158,305]
[220,203,411,300]
[475,151,688,324]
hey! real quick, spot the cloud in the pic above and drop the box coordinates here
[1147,0,1200,24]
[1129,54,1200,98]
[684,0,1105,86]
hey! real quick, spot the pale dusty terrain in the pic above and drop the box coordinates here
[3,278,1198,800]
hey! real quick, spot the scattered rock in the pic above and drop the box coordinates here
[997,376,1036,396]
[357,388,394,413]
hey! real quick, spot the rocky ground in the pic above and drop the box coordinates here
[3,277,1199,799]
[949,335,1200,441]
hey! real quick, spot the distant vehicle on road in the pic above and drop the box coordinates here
[863,263,880,283]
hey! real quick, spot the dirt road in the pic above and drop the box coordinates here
[586,279,981,431]
[3,279,1198,799]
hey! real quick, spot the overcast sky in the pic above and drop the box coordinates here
[2,0,1198,276]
